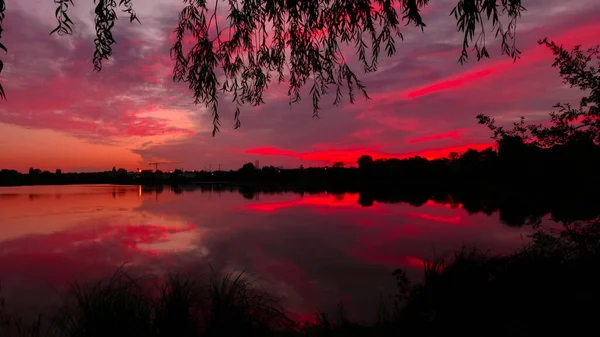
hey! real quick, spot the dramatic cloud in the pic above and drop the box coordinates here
[244,143,493,166]
[1,0,600,171]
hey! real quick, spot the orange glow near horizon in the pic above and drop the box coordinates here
[0,124,142,172]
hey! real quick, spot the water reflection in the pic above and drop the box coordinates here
[0,184,547,320]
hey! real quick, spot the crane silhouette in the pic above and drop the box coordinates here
[148,162,183,171]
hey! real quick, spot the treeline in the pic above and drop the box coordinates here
[210,135,600,193]
[0,167,190,186]
[357,135,600,187]
[2,135,600,191]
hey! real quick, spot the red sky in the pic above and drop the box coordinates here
[0,0,599,172]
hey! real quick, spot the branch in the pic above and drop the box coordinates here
[0,0,6,100]
[0,0,527,132]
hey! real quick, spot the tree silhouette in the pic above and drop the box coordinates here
[239,162,256,172]
[357,155,374,169]
[28,167,41,175]
[0,0,525,134]
[478,39,600,147]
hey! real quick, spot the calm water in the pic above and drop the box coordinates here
[0,184,534,320]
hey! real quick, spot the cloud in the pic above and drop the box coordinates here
[1,0,600,171]
[244,143,494,165]
[0,6,198,150]
[408,129,467,144]
[404,69,495,99]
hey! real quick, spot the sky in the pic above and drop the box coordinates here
[0,0,599,172]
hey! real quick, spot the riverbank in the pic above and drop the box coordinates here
[1,221,598,337]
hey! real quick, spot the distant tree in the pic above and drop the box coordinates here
[448,152,460,161]
[55,169,62,175]
[155,169,164,175]
[495,135,528,158]
[173,169,183,176]
[240,163,256,172]
[261,165,277,174]
[461,149,481,162]
[333,162,345,168]
[140,169,155,179]
[357,155,374,169]
[112,166,117,174]
[478,39,600,147]
[479,147,497,160]
[117,168,128,175]
[0,0,526,134]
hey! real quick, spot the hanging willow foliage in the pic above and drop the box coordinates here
[0,0,6,100]
[0,0,525,135]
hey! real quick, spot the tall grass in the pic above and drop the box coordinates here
[202,272,294,336]
[0,291,43,337]
[1,269,294,337]
[395,221,600,337]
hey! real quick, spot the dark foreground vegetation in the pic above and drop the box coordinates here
[1,220,599,337]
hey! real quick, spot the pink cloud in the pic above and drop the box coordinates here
[408,129,467,144]
[0,8,197,144]
[245,143,494,165]
[404,69,495,99]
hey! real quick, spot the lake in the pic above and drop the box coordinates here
[0,184,535,321]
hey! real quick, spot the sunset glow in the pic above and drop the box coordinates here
[1,0,599,171]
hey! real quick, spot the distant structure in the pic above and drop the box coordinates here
[148,162,183,171]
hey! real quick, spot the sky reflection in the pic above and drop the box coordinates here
[0,185,532,320]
